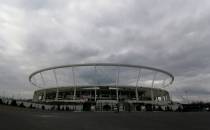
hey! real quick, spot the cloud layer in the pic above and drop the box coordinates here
[0,0,210,102]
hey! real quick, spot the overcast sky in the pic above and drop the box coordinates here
[0,0,210,102]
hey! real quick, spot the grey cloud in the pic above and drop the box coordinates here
[0,0,210,101]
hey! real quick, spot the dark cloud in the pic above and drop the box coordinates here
[0,0,210,102]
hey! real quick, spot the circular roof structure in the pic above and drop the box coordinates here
[29,63,174,89]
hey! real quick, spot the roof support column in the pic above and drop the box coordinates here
[151,72,157,109]
[94,88,97,102]
[53,70,59,101]
[135,69,141,101]
[40,72,46,102]
[40,72,46,88]
[55,88,59,101]
[116,66,120,102]
[94,66,97,102]
[43,90,46,101]
[72,67,76,100]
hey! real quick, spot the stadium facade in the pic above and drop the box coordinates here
[29,63,174,111]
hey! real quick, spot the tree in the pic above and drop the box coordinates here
[0,98,3,104]
[10,100,17,106]
[19,102,25,108]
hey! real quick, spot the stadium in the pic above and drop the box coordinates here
[29,63,174,111]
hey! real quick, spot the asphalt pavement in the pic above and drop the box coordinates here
[0,104,210,130]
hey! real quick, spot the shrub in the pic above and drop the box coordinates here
[0,98,3,104]
[29,104,34,109]
[10,100,17,106]
[41,105,45,110]
[19,103,25,108]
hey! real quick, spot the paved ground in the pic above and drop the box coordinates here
[0,105,210,130]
